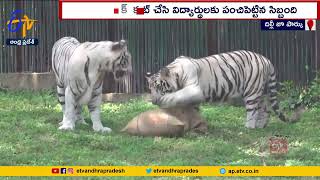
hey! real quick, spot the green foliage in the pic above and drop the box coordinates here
[278,81,302,109]
[299,75,320,107]
[279,74,320,109]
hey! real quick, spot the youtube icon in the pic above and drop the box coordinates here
[52,168,59,174]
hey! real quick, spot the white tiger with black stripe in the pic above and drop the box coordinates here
[146,50,303,128]
[52,37,132,132]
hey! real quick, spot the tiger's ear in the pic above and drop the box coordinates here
[160,67,170,77]
[112,40,127,51]
[145,72,152,80]
[145,72,152,82]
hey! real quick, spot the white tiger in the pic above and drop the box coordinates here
[146,50,304,128]
[52,37,132,132]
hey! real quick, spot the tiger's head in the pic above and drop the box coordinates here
[98,40,132,80]
[146,67,179,100]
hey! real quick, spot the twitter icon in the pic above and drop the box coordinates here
[146,168,152,174]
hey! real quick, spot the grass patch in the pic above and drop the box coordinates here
[0,90,319,168]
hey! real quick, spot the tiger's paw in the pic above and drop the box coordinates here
[58,123,75,131]
[245,121,267,129]
[76,118,88,125]
[245,121,256,129]
[58,121,63,126]
[93,126,112,133]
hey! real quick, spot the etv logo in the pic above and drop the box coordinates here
[6,9,38,46]
[7,9,36,38]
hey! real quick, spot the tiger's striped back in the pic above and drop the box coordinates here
[195,50,286,121]
[194,50,272,102]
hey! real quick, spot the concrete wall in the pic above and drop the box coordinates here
[0,73,241,105]
[0,72,151,102]
[102,93,151,103]
[0,72,56,91]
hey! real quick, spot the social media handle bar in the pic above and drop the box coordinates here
[1,166,320,176]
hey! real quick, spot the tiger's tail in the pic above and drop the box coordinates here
[267,66,305,123]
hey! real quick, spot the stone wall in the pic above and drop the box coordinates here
[0,73,56,91]
[0,73,151,102]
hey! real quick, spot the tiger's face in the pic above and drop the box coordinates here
[99,40,132,80]
[113,50,132,80]
[146,67,178,102]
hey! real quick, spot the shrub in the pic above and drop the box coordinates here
[279,73,320,109]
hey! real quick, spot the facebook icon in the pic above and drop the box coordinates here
[60,168,67,174]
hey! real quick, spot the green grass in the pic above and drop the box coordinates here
[0,90,319,168]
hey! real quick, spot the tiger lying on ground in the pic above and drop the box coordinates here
[52,37,132,132]
[146,50,304,128]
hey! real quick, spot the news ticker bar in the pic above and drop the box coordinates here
[60,2,318,20]
[1,166,320,176]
